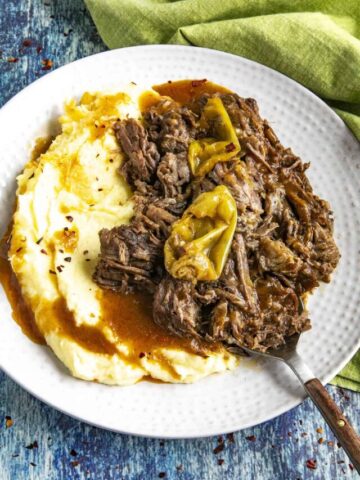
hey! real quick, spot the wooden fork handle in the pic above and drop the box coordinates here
[305,378,360,472]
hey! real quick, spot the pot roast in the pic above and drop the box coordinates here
[94,84,340,353]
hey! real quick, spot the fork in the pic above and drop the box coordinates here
[238,329,360,472]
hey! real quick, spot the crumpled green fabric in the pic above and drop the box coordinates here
[84,0,360,390]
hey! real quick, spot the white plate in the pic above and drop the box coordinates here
[0,45,359,438]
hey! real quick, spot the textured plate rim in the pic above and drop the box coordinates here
[0,44,359,438]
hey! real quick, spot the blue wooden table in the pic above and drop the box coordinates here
[0,2,359,479]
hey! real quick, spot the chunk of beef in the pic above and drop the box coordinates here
[153,276,200,338]
[114,118,160,188]
[252,276,311,351]
[157,151,191,198]
[93,224,163,294]
[194,160,263,233]
[94,194,189,294]
[258,237,302,278]
[145,103,197,154]
[134,195,187,239]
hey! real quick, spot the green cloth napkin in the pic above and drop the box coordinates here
[84,0,360,391]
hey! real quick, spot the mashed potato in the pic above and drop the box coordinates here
[9,85,238,385]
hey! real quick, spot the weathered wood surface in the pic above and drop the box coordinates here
[0,1,359,479]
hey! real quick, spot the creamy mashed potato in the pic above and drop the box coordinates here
[9,85,238,385]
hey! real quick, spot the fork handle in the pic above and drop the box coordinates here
[305,378,360,472]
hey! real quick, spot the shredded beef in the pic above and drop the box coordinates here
[157,152,191,199]
[94,223,163,294]
[94,86,340,354]
[114,118,160,189]
[153,275,200,338]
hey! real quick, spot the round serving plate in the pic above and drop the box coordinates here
[0,45,359,438]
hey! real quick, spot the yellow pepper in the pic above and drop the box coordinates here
[164,185,237,282]
[188,97,240,177]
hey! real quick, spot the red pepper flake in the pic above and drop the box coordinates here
[245,435,256,442]
[300,432,307,437]
[56,266,63,273]
[83,250,89,255]
[65,215,73,222]
[26,441,38,449]
[226,433,235,443]
[49,269,56,275]
[7,57,19,63]
[64,227,69,232]
[85,259,91,262]
[16,247,22,253]
[22,39,32,47]
[5,416,13,428]
[217,435,223,444]
[64,257,71,262]
[316,427,323,434]
[70,449,77,456]
[327,441,334,447]
[318,437,324,444]
[41,58,53,71]
[287,431,292,437]
[337,442,342,448]
[213,444,224,454]
[158,473,166,478]
[70,461,80,467]
[36,46,43,54]
[217,459,224,466]
[98,188,103,192]
[306,459,317,470]
[349,463,354,471]
[225,142,236,153]
[59,249,64,254]
[40,249,48,255]
[191,79,207,88]
[109,158,114,163]
[139,352,145,358]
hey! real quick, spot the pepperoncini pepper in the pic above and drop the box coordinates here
[164,185,237,282]
[188,97,240,177]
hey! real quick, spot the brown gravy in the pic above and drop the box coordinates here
[0,254,45,345]
[0,228,196,361]
[0,241,194,359]
[139,79,232,113]
[99,290,194,360]
[153,79,231,105]
[30,136,53,162]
